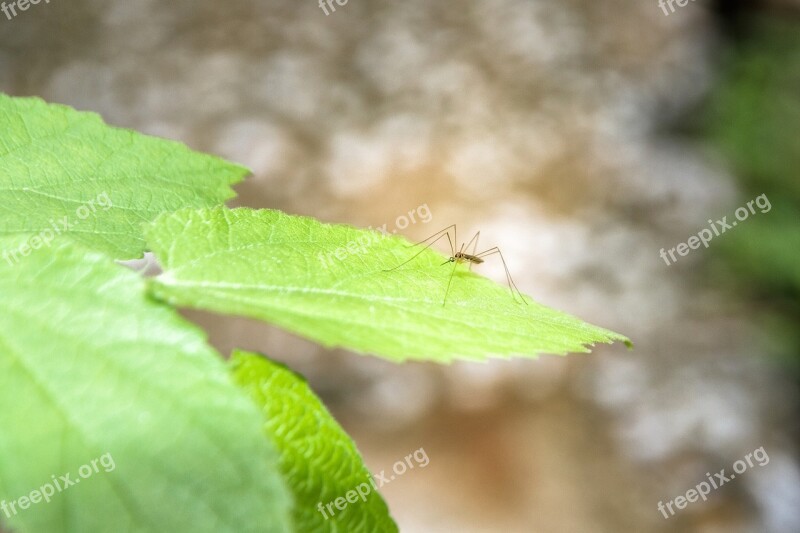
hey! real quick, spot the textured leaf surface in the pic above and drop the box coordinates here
[147,207,630,362]
[0,236,291,533]
[231,351,398,533]
[0,94,247,259]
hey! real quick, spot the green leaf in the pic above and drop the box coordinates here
[231,351,399,533]
[0,236,292,533]
[0,94,247,260]
[146,207,630,363]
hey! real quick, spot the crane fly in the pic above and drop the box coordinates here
[384,224,529,306]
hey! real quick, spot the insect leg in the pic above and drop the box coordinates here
[442,259,459,306]
[463,231,480,271]
[406,224,456,250]
[475,247,528,304]
[384,225,456,272]
[440,231,457,265]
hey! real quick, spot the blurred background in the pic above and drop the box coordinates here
[2,0,799,531]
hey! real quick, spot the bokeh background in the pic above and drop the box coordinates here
[2,0,800,531]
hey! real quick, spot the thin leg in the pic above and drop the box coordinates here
[445,232,456,258]
[440,238,467,301]
[403,224,456,250]
[384,225,456,272]
[441,235,463,266]
[442,260,459,306]
[463,231,480,270]
[475,247,528,304]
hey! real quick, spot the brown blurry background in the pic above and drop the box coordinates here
[2,0,800,531]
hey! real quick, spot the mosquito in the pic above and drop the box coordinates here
[384,224,529,306]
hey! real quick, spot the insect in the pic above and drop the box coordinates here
[384,224,529,306]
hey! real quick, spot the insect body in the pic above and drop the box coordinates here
[385,224,528,306]
[448,252,483,265]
